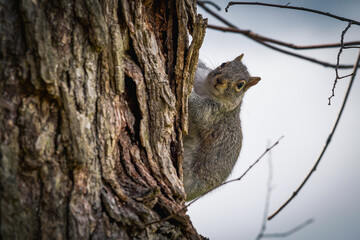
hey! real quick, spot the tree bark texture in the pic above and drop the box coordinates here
[0,0,206,239]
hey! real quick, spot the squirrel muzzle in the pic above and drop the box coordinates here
[213,75,228,92]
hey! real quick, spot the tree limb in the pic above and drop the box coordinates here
[207,24,360,50]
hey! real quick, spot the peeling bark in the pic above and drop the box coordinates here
[0,0,206,239]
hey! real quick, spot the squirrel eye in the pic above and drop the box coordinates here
[235,81,246,91]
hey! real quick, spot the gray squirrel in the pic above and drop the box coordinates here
[183,54,261,201]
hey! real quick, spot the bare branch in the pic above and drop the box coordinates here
[344,46,360,49]
[268,50,360,221]
[198,1,237,28]
[336,23,353,79]
[197,1,221,11]
[329,22,353,104]
[185,136,284,211]
[225,2,360,26]
[145,136,284,226]
[246,37,355,69]
[207,24,360,50]
[256,143,314,240]
[262,219,314,238]
[198,3,356,69]
[255,141,273,240]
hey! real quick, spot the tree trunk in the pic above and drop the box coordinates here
[0,0,206,239]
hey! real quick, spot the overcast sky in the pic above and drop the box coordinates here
[188,0,360,239]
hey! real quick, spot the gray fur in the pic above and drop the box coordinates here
[183,56,260,201]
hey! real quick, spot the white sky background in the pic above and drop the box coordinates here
[188,0,360,239]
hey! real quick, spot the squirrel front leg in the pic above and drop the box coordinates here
[183,91,222,201]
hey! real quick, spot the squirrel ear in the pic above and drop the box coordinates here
[235,53,244,62]
[245,76,261,90]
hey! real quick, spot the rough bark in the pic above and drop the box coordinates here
[0,0,206,239]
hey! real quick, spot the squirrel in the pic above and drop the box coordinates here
[183,54,261,201]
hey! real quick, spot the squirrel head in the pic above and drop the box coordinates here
[206,54,261,110]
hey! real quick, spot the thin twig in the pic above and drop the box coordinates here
[145,136,284,226]
[255,141,273,240]
[194,136,284,195]
[198,1,237,28]
[197,1,221,11]
[336,22,353,79]
[262,219,314,238]
[207,24,360,50]
[344,46,360,49]
[256,40,354,69]
[197,2,355,69]
[225,2,360,26]
[186,136,283,215]
[268,50,360,221]
[208,25,354,69]
[329,22,353,104]
[256,144,314,240]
